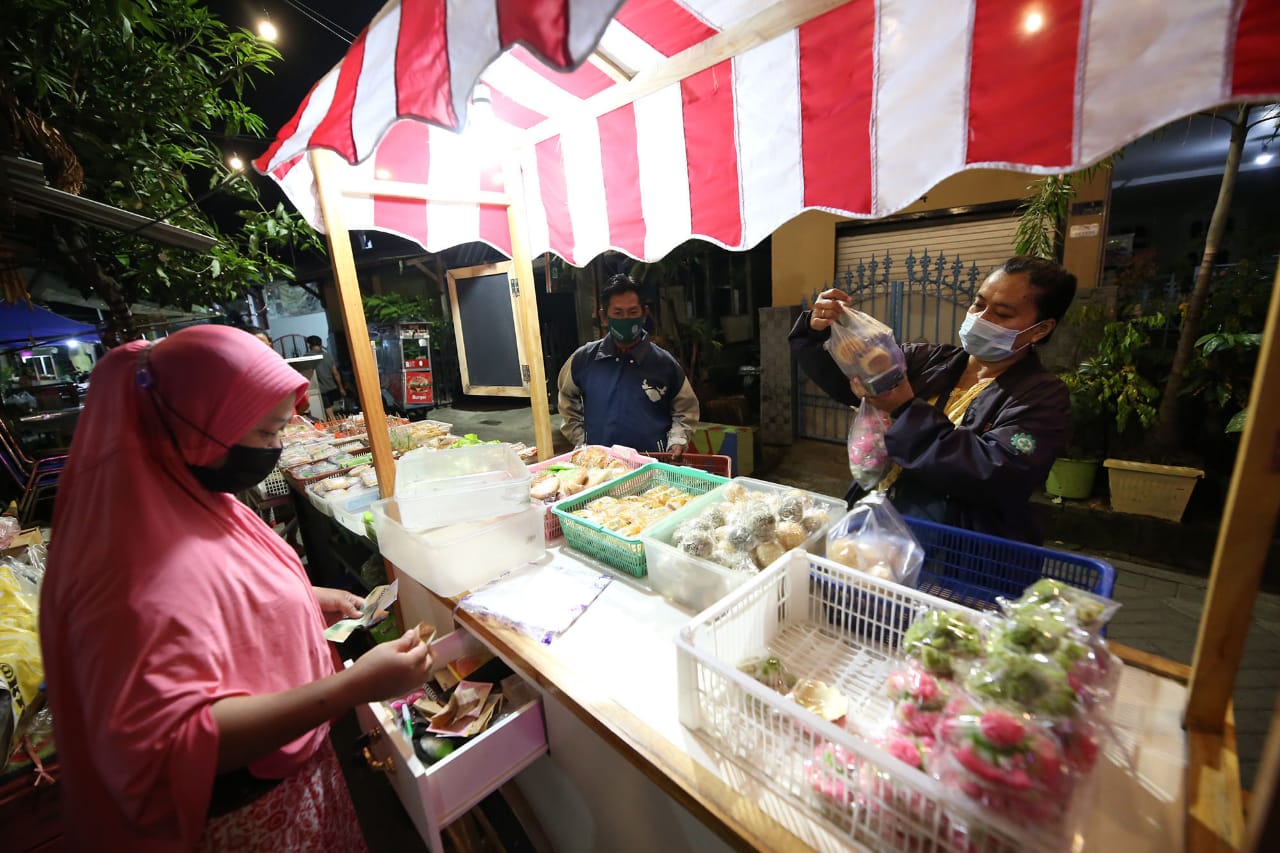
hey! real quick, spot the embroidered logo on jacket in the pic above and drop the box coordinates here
[1010,433,1036,455]
[641,379,666,402]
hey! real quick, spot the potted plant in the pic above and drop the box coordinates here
[1081,312,1203,521]
[1041,303,1112,499]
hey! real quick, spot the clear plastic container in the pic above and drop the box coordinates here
[370,498,544,596]
[643,478,845,612]
[394,444,530,530]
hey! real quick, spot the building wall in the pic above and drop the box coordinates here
[770,168,1110,307]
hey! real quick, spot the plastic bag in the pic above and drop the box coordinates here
[900,609,985,677]
[823,305,907,395]
[0,562,43,759]
[825,492,924,587]
[847,398,892,490]
[0,517,19,550]
[934,707,1072,827]
[998,577,1121,634]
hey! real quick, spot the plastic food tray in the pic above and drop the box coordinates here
[643,478,845,612]
[528,445,655,541]
[551,462,728,578]
[395,444,531,530]
[675,551,1108,853]
[370,499,543,597]
[904,517,1115,608]
[307,472,381,518]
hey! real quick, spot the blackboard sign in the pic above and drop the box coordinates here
[449,265,528,394]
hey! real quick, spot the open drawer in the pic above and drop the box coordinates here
[350,629,548,853]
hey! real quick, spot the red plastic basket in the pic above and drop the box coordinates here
[646,452,732,479]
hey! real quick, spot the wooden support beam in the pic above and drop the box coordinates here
[504,155,554,461]
[587,49,633,84]
[310,148,398,500]
[1110,641,1191,684]
[1187,264,1280,731]
[340,178,509,207]
[1247,695,1280,852]
[1188,704,1246,852]
[523,0,849,145]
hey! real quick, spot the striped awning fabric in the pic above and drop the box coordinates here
[255,0,1280,265]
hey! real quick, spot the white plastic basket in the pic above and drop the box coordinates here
[255,469,289,499]
[675,551,1098,853]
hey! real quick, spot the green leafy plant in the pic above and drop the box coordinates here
[362,293,435,323]
[2,0,322,340]
[1061,314,1165,455]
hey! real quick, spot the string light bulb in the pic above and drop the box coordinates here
[258,20,278,41]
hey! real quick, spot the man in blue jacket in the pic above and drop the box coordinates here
[558,274,700,457]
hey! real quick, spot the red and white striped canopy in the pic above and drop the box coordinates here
[256,0,1280,266]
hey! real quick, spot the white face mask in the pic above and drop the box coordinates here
[958,313,1042,361]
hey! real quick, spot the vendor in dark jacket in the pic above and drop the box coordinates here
[559,274,700,457]
[790,256,1076,544]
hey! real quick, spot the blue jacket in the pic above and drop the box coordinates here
[557,335,700,453]
[791,314,1068,544]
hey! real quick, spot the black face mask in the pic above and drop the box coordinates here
[189,444,282,494]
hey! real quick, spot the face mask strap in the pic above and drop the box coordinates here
[136,347,232,455]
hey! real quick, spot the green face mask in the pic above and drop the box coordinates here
[607,317,644,345]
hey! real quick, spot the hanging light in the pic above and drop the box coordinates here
[258,20,278,42]
[1024,10,1045,33]
[228,154,245,171]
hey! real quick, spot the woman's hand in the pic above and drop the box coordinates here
[852,376,915,414]
[345,629,434,703]
[809,288,852,332]
[313,586,364,624]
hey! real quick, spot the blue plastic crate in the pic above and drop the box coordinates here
[904,516,1115,610]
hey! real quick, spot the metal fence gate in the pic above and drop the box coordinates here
[795,249,985,443]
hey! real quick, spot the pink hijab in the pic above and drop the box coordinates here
[41,326,335,850]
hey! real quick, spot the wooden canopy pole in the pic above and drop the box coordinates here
[504,154,554,462]
[1187,263,1280,729]
[309,148,398,499]
[1181,264,1280,851]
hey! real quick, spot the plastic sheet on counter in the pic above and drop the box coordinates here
[458,552,612,645]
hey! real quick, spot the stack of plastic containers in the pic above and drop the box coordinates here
[370,445,543,596]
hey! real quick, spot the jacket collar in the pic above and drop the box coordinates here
[597,333,653,362]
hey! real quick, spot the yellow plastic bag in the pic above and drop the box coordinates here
[0,563,43,758]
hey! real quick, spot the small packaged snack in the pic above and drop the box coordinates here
[847,398,892,490]
[1000,578,1120,634]
[901,610,984,678]
[935,708,1070,826]
[823,305,907,395]
[826,493,924,587]
[804,742,859,830]
[964,652,1080,719]
[884,668,951,738]
[737,654,798,694]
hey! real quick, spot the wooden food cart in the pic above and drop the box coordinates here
[254,1,1280,848]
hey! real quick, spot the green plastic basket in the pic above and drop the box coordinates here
[552,462,729,577]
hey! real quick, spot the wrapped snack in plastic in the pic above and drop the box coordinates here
[935,707,1070,827]
[825,493,923,587]
[965,652,1080,719]
[901,610,984,677]
[823,305,907,395]
[1000,578,1120,633]
[804,742,858,830]
[847,398,892,490]
[737,654,798,694]
[884,667,951,738]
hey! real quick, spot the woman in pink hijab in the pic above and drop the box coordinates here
[40,326,432,851]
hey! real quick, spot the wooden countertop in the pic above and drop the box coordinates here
[414,547,1190,852]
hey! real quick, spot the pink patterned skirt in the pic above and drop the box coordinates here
[197,741,367,852]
